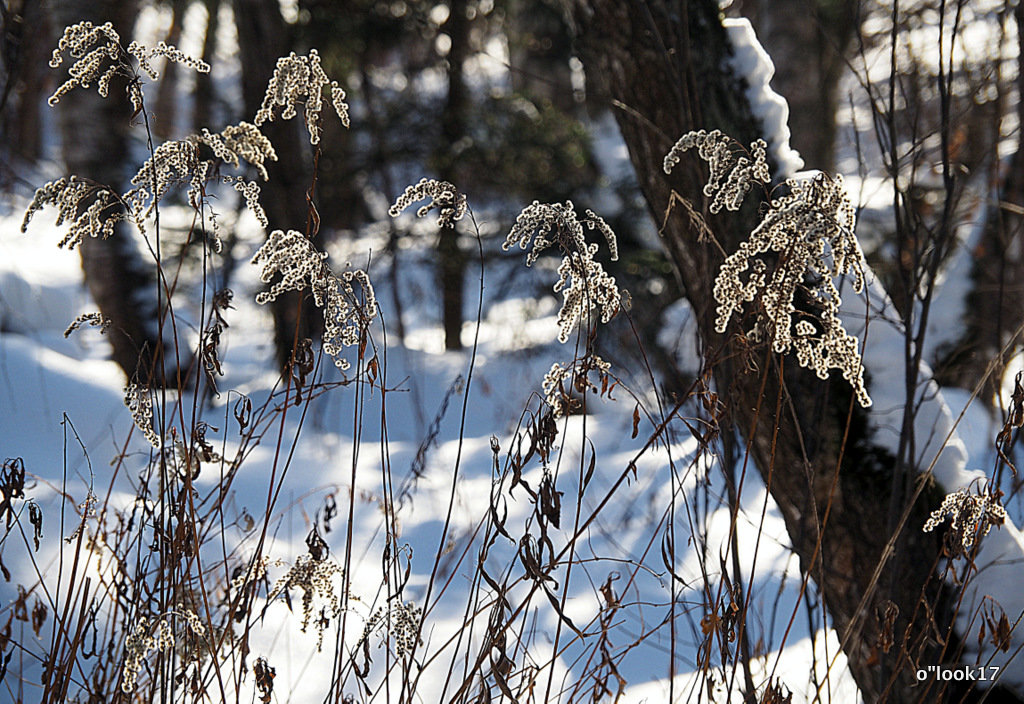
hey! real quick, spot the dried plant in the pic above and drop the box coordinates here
[48,21,208,111]
[924,486,1007,552]
[254,49,350,144]
[668,129,871,407]
[124,381,160,447]
[251,229,377,370]
[541,353,612,417]
[20,176,123,248]
[503,201,621,343]
[121,610,207,693]
[268,554,346,649]
[357,601,423,657]
[663,129,770,213]
[714,173,870,406]
[63,312,111,337]
[388,178,468,228]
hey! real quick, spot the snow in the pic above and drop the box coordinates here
[722,18,804,180]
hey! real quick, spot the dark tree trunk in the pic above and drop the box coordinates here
[192,0,220,131]
[437,0,470,351]
[2,0,49,166]
[567,2,1023,702]
[234,0,322,371]
[508,0,575,111]
[152,0,187,139]
[50,0,171,387]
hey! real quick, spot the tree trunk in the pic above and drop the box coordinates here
[508,0,576,112]
[192,0,219,131]
[2,0,49,166]
[152,0,187,139]
[50,0,172,387]
[567,2,1022,701]
[233,0,322,371]
[437,0,470,351]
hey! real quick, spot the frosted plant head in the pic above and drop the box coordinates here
[119,123,276,235]
[358,601,423,658]
[388,178,468,228]
[124,381,161,448]
[254,49,350,145]
[123,139,201,224]
[542,354,612,417]
[663,129,770,213]
[504,201,621,343]
[923,485,1007,553]
[712,172,871,406]
[503,200,618,266]
[194,122,277,181]
[268,554,346,650]
[120,610,206,693]
[21,176,125,248]
[49,21,208,110]
[251,230,378,371]
[64,312,111,338]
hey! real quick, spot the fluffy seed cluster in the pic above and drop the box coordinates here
[254,49,350,145]
[358,601,423,657]
[124,382,160,447]
[129,40,210,81]
[251,230,378,371]
[924,486,1007,551]
[21,176,122,248]
[23,121,276,245]
[124,140,201,226]
[195,122,277,180]
[48,21,125,106]
[49,22,208,110]
[120,611,206,693]
[504,201,620,343]
[542,354,612,417]
[504,200,618,266]
[64,312,111,338]
[224,175,269,229]
[712,173,871,407]
[663,129,770,213]
[388,178,468,228]
[268,555,345,649]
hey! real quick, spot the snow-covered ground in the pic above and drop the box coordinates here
[0,175,859,701]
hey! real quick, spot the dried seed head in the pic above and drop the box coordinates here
[269,555,346,650]
[48,22,208,107]
[251,230,377,371]
[389,178,468,228]
[712,172,871,407]
[504,201,621,343]
[64,312,111,338]
[663,130,770,212]
[254,49,349,144]
[124,382,160,448]
[924,486,1007,552]
[358,601,423,657]
[21,176,124,248]
[542,354,612,417]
